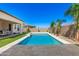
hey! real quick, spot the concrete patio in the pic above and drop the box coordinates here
[1,44,79,56]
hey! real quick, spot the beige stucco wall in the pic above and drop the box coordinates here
[26,28,48,32]
[39,28,48,32]
[0,19,13,31]
[29,28,38,32]
[60,26,70,35]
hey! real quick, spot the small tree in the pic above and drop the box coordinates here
[56,19,65,36]
[27,27,30,33]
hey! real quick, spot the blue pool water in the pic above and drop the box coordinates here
[19,34,62,45]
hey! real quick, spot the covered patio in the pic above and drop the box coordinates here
[0,10,24,38]
[0,19,21,38]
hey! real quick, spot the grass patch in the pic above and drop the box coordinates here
[0,32,27,47]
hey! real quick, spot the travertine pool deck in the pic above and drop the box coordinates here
[1,44,79,56]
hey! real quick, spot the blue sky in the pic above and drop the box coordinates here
[0,3,73,28]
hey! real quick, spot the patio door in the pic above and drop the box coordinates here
[9,24,11,31]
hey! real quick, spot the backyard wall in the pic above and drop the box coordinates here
[75,30,79,41]
[29,28,38,32]
[60,24,77,41]
[39,28,48,32]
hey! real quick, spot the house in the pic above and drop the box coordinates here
[0,10,26,36]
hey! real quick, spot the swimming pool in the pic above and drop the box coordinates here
[19,33,62,45]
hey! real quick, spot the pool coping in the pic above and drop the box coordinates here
[0,32,71,54]
[48,33,71,44]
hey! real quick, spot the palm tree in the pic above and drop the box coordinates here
[65,4,79,30]
[65,4,79,40]
[56,19,65,36]
[38,27,40,32]
[27,27,30,33]
[50,21,55,33]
